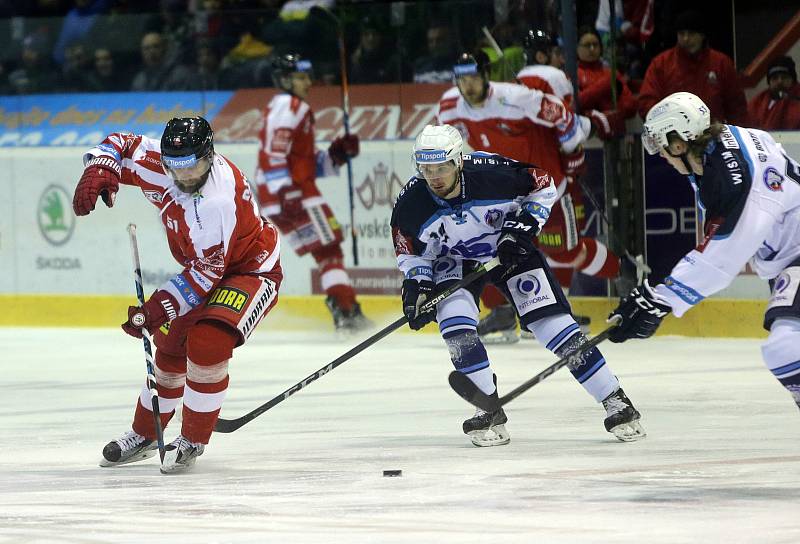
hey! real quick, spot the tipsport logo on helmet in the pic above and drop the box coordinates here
[163,155,199,169]
[415,149,448,163]
[453,63,479,76]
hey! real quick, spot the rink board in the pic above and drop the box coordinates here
[0,293,768,338]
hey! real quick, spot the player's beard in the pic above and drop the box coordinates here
[175,171,210,194]
[429,174,460,198]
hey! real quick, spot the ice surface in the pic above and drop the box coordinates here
[1,327,798,543]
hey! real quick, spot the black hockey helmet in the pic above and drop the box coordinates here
[524,29,554,55]
[453,50,491,80]
[160,117,214,192]
[271,53,313,91]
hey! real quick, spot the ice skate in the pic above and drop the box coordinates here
[602,388,646,442]
[160,435,204,474]
[462,407,511,447]
[326,296,373,335]
[99,430,157,467]
[477,304,519,344]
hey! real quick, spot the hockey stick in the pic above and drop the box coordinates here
[214,257,502,433]
[310,4,359,266]
[448,316,620,412]
[127,224,166,461]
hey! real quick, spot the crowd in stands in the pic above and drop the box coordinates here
[0,0,798,131]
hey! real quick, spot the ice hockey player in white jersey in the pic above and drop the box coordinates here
[392,124,646,446]
[610,92,800,413]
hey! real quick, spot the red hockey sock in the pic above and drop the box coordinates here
[312,245,355,311]
[132,350,185,440]
[180,320,238,444]
[579,238,620,278]
[479,284,508,309]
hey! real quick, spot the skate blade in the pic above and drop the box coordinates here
[99,447,158,468]
[160,456,199,474]
[609,420,647,442]
[479,330,520,345]
[467,424,511,447]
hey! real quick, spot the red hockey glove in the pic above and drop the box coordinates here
[121,290,179,339]
[73,156,121,216]
[277,186,305,218]
[328,134,360,167]
[560,146,586,177]
[588,110,614,140]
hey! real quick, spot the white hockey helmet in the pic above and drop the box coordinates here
[642,92,711,155]
[413,124,464,172]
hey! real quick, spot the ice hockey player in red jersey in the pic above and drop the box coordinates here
[517,30,624,325]
[253,53,370,333]
[73,117,283,473]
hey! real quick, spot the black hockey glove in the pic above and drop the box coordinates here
[496,211,540,269]
[401,279,437,330]
[608,280,671,343]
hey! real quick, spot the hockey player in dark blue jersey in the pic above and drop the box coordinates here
[611,92,800,415]
[391,124,645,446]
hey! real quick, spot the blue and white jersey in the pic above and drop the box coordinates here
[390,152,558,281]
[655,125,800,316]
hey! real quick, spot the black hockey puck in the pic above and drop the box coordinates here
[382,469,402,477]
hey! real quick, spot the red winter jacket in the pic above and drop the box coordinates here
[638,45,748,125]
[577,59,637,136]
[747,84,800,130]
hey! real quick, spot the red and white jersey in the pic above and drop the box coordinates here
[436,81,589,187]
[254,93,335,213]
[85,133,281,317]
[516,64,575,110]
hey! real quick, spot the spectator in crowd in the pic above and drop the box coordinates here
[595,0,655,80]
[130,31,191,91]
[477,22,526,82]
[57,41,92,92]
[637,10,748,125]
[7,33,59,95]
[87,47,129,92]
[144,0,196,67]
[349,16,405,84]
[413,24,458,83]
[187,39,245,90]
[260,0,338,83]
[52,0,113,66]
[549,41,566,71]
[576,27,636,138]
[748,56,800,131]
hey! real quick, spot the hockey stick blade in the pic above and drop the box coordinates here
[214,258,502,433]
[448,318,620,410]
[448,371,500,412]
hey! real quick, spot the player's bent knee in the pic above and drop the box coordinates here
[186,320,238,366]
[761,318,800,368]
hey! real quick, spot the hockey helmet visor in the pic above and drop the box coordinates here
[162,153,212,181]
